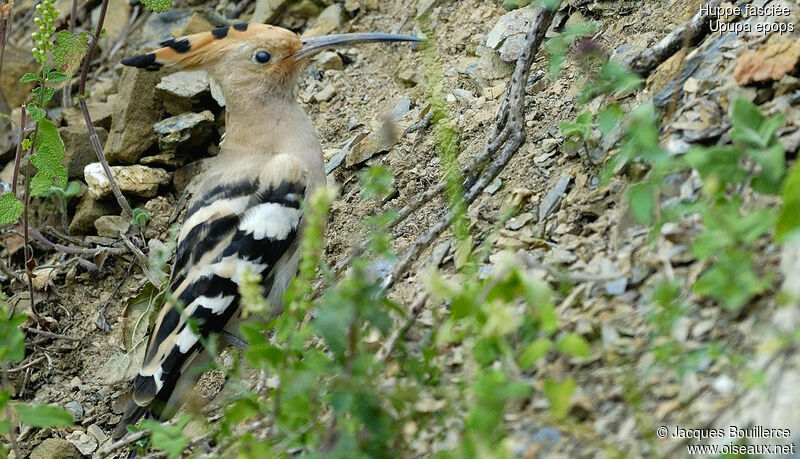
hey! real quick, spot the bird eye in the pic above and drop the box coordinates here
[255,50,271,64]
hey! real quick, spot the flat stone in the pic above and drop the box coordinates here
[106,67,164,164]
[177,11,215,36]
[313,84,337,102]
[345,135,382,167]
[91,0,130,53]
[155,71,213,115]
[59,125,109,179]
[303,3,342,37]
[66,430,98,455]
[486,5,538,49]
[30,438,82,459]
[94,215,131,237]
[64,401,84,422]
[312,51,344,71]
[153,110,215,151]
[87,423,108,444]
[62,101,113,130]
[69,195,119,235]
[84,163,171,199]
[0,45,39,109]
[539,174,571,221]
[173,158,213,194]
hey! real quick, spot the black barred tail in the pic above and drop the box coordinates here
[114,402,148,439]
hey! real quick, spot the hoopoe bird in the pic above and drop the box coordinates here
[113,23,420,438]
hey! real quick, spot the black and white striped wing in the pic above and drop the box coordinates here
[128,155,307,415]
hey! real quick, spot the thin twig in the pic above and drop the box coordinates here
[11,107,26,198]
[120,233,163,286]
[22,326,82,342]
[29,226,127,255]
[7,355,46,373]
[381,2,560,290]
[96,429,151,457]
[78,0,134,218]
[376,292,429,362]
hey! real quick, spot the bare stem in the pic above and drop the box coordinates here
[11,106,26,197]
[0,0,10,78]
[78,0,133,218]
[61,0,78,108]
[28,226,127,255]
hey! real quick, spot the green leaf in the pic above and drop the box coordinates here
[131,208,152,228]
[627,182,654,224]
[0,193,23,226]
[544,378,576,420]
[518,338,552,369]
[692,249,769,310]
[0,306,26,363]
[684,145,746,186]
[731,97,767,149]
[556,333,591,358]
[32,86,56,105]
[141,0,173,13]
[63,181,81,201]
[29,119,67,196]
[749,143,786,195]
[141,416,189,459]
[15,404,73,428]
[19,73,43,83]
[777,162,800,241]
[27,105,47,122]
[598,104,623,135]
[53,31,89,75]
[46,70,70,83]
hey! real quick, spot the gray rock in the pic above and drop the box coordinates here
[303,3,342,37]
[64,401,84,422]
[87,423,107,444]
[156,71,213,115]
[66,430,98,455]
[106,67,164,164]
[94,215,131,238]
[485,4,540,62]
[69,195,119,235]
[153,110,215,151]
[29,438,82,459]
[312,51,344,71]
[539,174,571,221]
[84,163,171,199]
[91,0,130,52]
[313,84,337,103]
[137,9,192,47]
[62,102,113,130]
[59,125,109,179]
[173,158,213,194]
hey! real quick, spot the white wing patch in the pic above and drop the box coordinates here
[201,254,270,284]
[176,326,198,353]
[179,195,251,241]
[238,203,302,240]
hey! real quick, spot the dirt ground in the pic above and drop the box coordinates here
[2,0,799,457]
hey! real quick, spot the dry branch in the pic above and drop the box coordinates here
[628,0,723,76]
[381,1,561,290]
[78,0,134,218]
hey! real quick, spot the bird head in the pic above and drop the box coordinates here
[122,23,421,102]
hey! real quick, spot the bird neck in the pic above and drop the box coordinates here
[219,92,319,159]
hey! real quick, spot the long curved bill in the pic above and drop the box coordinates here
[291,33,423,61]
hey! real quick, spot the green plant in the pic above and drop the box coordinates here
[0,292,73,453]
[0,0,86,224]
